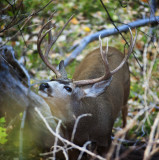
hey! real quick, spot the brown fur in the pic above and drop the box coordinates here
[39,46,130,158]
[72,46,130,153]
[73,46,130,120]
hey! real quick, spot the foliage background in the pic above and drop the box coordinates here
[0,0,159,159]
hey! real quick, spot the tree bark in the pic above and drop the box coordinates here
[0,45,61,158]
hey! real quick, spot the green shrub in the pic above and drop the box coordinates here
[0,117,8,145]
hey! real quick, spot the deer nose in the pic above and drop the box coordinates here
[39,83,49,90]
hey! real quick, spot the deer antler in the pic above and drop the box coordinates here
[74,28,137,86]
[37,11,74,79]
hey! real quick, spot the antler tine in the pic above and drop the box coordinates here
[37,20,61,78]
[74,28,137,87]
[74,36,110,86]
[99,35,111,78]
[46,14,74,55]
[37,13,74,78]
[111,28,137,74]
[38,19,54,41]
[37,10,56,41]
[48,11,56,44]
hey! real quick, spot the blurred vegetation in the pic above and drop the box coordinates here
[0,117,8,145]
[0,0,159,158]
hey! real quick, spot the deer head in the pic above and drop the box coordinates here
[37,12,136,124]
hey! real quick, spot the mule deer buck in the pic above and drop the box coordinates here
[37,14,136,158]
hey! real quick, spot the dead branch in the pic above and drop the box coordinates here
[0,45,60,159]
[144,113,159,160]
[64,16,159,66]
[35,107,106,160]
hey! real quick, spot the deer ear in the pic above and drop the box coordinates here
[58,60,68,79]
[81,77,112,98]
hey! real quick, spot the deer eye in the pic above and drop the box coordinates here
[64,86,72,92]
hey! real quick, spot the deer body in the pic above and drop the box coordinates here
[39,46,130,155]
[37,14,136,157]
[73,47,130,122]
[71,47,130,149]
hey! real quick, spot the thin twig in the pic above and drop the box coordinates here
[34,107,106,160]
[144,112,159,160]
[53,119,62,160]
[71,114,92,142]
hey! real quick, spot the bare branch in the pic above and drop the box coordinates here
[64,16,159,66]
[71,114,92,142]
[144,113,159,160]
[34,107,106,160]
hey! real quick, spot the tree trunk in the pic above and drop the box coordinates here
[0,45,61,159]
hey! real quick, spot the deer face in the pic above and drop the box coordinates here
[39,80,74,100]
[38,79,75,122]
[38,78,112,122]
